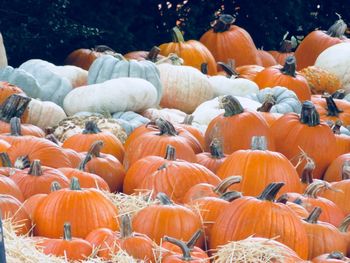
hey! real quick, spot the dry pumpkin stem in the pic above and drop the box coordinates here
[212,14,235,33]
[251,136,267,150]
[326,251,347,260]
[28,160,43,176]
[45,134,61,145]
[303,207,322,224]
[78,153,93,171]
[280,55,296,77]
[93,45,116,53]
[147,118,178,136]
[220,95,244,117]
[276,194,289,204]
[14,155,30,169]
[300,157,315,185]
[257,94,276,112]
[341,160,350,180]
[213,176,242,195]
[63,222,72,241]
[182,114,194,125]
[157,192,174,205]
[0,152,12,167]
[217,61,239,78]
[219,191,242,202]
[146,46,161,62]
[257,182,285,201]
[331,120,343,135]
[186,229,203,250]
[338,214,350,233]
[300,101,320,127]
[278,39,293,53]
[82,121,102,134]
[326,18,347,38]
[322,94,343,116]
[88,140,104,158]
[171,26,185,42]
[9,117,22,136]
[0,94,31,122]
[303,181,332,198]
[51,181,61,192]
[163,236,193,261]
[331,89,346,99]
[70,177,82,190]
[209,139,225,159]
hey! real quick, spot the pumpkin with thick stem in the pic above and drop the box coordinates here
[0,94,31,127]
[268,39,295,65]
[10,159,69,199]
[217,136,301,196]
[62,120,124,162]
[205,95,275,154]
[0,117,44,138]
[295,18,349,70]
[302,207,348,260]
[210,182,309,259]
[37,222,93,261]
[270,101,337,179]
[324,154,350,182]
[276,194,309,218]
[196,139,227,173]
[254,56,311,101]
[200,14,261,67]
[256,94,283,127]
[132,192,203,247]
[124,46,165,62]
[0,152,22,176]
[159,27,217,75]
[33,177,119,238]
[178,115,205,149]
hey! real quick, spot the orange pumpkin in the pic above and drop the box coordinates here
[257,49,278,67]
[0,174,24,202]
[323,154,350,182]
[195,139,227,174]
[268,39,295,65]
[124,46,164,62]
[312,252,350,263]
[235,64,265,81]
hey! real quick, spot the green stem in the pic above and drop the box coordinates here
[300,101,320,126]
[0,152,12,167]
[171,27,185,43]
[257,182,285,201]
[163,236,192,261]
[304,207,321,224]
[51,181,61,192]
[280,56,296,77]
[28,160,43,176]
[213,14,235,33]
[156,192,173,205]
[220,95,244,117]
[70,177,81,190]
[63,222,72,241]
[82,121,101,134]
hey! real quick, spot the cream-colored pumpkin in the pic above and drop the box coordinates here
[193,96,262,125]
[315,42,350,91]
[208,75,259,97]
[27,99,67,129]
[63,78,158,116]
[142,107,187,124]
[0,33,7,68]
[157,63,214,113]
[50,65,88,88]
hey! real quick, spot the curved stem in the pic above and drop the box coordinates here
[251,136,267,150]
[304,207,322,224]
[322,94,343,117]
[280,56,296,77]
[342,160,350,180]
[78,153,92,171]
[156,192,174,205]
[303,181,330,198]
[257,182,285,201]
[300,101,320,126]
[213,176,242,195]
[63,222,72,241]
[213,14,235,33]
[217,62,239,78]
[146,46,161,62]
[220,191,242,202]
[120,214,133,238]
[186,229,202,249]
[0,152,12,167]
[257,94,276,112]
[82,121,101,134]
[0,94,31,122]
[149,118,178,136]
[209,139,224,159]
[88,141,104,158]
[164,145,176,161]
[220,95,244,117]
[300,158,315,185]
[51,181,61,192]
[28,160,43,176]
[163,236,192,261]
[171,27,185,43]
[338,214,350,232]
[326,19,347,38]
[10,117,22,136]
[70,177,82,190]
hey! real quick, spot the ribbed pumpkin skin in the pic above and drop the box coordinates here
[270,113,337,179]
[65,48,107,70]
[323,153,350,182]
[320,180,350,215]
[217,149,301,196]
[235,65,265,81]
[0,174,24,202]
[268,50,294,65]
[196,152,227,174]
[33,188,119,238]
[258,50,278,67]
[200,25,261,67]
[312,97,350,126]
[210,196,309,260]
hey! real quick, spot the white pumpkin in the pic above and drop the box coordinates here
[157,63,214,113]
[50,65,88,88]
[27,99,67,129]
[0,33,7,68]
[315,42,350,91]
[142,107,187,124]
[192,96,262,125]
[63,78,158,116]
[208,75,259,97]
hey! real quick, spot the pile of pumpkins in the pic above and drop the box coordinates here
[0,13,350,262]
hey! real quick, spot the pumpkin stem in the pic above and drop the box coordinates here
[326,18,347,38]
[51,181,61,192]
[63,222,72,241]
[45,134,60,145]
[257,94,276,112]
[209,139,225,159]
[257,182,285,201]
[220,191,242,202]
[220,95,244,117]
[300,157,315,186]
[303,181,331,198]
[293,198,303,205]
[120,214,133,239]
[78,153,92,171]
[9,117,22,136]
[164,145,176,161]
[280,56,296,77]
[70,177,82,191]
[338,214,350,233]
[28,160,43,176]
[251,136,267,150]
[157,192,174,205]
[279,39,293,53]
[200,63,208,75]
[83,121,101,134]
[88,140,104,158]
[276,194,289,204]
[146,46,161,62]
[300,101,320,127]
[150,118,178,136]
[93,45,116,53]
[14,155,30,169]
[0,94,31,122]
[182,115,194,125]
[217,62,239,78]
[213,176,242,195]
[213,14,235,33]
[186,229,202,249]
[327,252,346,260]
[163,236,192,261]
[0,152,12,167]
[332,89,345,99]
[171,27,185,43]
[342,160,350,180]
[304,207,322,224]
[331,120,342,135]
[322,94,343,117]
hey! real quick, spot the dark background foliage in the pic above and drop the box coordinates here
[0,0,349,66]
